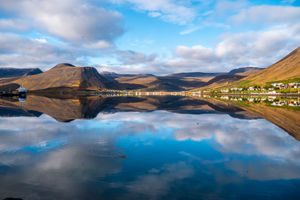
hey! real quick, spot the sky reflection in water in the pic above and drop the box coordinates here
[0,108,300,199]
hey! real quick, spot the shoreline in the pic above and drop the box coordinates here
[202,93,300,97]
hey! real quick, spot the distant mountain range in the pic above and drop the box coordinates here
[0,63,263,92]
[100,67,263,91]
[0,68,42,78]
[0,46,298,92]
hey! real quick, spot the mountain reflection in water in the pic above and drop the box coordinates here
[0,95,299,200]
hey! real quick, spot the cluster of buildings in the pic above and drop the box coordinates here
[271,82,300,89]
[218,82,300,94]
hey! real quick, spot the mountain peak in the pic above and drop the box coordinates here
[53,63,75,69]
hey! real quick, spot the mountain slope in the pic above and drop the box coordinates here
[228,67,263,76]
[199,74,245,89]
[0,63,116,91]
[107,74,209,91]
[235,47,300,86]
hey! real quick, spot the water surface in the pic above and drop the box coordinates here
[0,95,299,200]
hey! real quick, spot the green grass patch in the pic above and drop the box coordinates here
[237,80,254,87]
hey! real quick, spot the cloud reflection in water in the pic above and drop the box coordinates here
[0,110,299,199]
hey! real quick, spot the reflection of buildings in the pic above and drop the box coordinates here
[218,95,300,107]
[18,84,27,98]
[271,100,300,107]
[18,97,26,103]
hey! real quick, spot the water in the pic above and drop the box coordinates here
[0,95,300,200]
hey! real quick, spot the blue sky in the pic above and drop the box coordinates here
[0,0,299,74]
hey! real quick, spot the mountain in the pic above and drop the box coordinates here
[0,68,42,78]
[101,67,263,91]
[198,74,245,89]
[0,63,119,91]
[166,72,224,78]
[102,73,209,91]
[0,60,284,92]
[234,47,300,86]
[228,67,264,76]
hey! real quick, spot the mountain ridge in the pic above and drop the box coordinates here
[0,45,298,93]
[0,63,116,91]
[0,68,43,78]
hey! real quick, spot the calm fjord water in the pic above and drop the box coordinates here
[0,95,300,200]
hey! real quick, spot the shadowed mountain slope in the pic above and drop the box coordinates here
[0,68,42,78]
[228,67,264,76]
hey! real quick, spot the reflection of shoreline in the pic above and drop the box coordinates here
[1,94,299,141]
[194,96,300,141]
[217,95,300,108]
[0,95,259,122]
[0,98,300,199]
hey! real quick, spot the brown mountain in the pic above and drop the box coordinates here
[0,63,119,91]
[234,46,300,86]
[101,67,263,91]
[189,67,264,90]
[101,73,208,91]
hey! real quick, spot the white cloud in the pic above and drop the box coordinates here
[176,45,218,62]
[84,40,114,49]
[126,162,193,199]
[0,33,82,69]
[215,0,249,16]
[0,18,30,32]
[230,5,300,25]
[0,0,124,48]
[111,0,197,25]
[163,24,300,72]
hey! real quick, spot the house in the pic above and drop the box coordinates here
[271,83,284,89]
[289,83,300,88]
[221,89,229,93]
[248,87,254,91]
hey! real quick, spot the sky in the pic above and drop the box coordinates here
[0,0,299,74]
